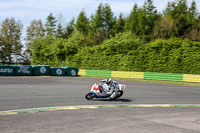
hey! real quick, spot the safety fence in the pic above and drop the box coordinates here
[78,69,200,83]
[0,65,79,76]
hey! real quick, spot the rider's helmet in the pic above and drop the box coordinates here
[106,78,112,86]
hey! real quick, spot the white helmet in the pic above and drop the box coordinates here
[106,78,112,86]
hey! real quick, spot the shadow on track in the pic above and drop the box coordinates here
[93,98,133,103]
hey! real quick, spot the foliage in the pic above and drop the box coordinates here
[90,3,115,45]
[140,38,200,74]
[0,17,23,64]
[62,18,75,39]
[56,23,64,38]
[31,31,85,66]
[163,0,198,38]
[125,0,159,41]
[2,1,200,75]
[67,37,200,74]
[67,32,142,70]
[113,13,126,34]
[25,20,44,60]
[45,13,57,36]
[75,10,89,35]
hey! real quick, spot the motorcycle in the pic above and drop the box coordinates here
[85,81,126,100]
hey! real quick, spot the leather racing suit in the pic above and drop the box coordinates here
[100,79,119,99]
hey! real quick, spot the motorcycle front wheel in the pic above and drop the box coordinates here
[85,92,97,100]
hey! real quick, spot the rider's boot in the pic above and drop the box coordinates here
[109,91,118,100]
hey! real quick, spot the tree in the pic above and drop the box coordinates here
[113,13,125,34]
[63,18,75,39]
[90,3,115,45]
[0,18,23,64]
[143,0,158,36]
[31,31,86,66]
[56,23,64,38]
[125,0,158,41]
[198,17,200,40]
[125,4,139,32]
[164,0,191,37]
[164,0,188,19]
[103,3,115,33]
[184,0,199,41]
[187,0,198,24]
[75,10,89,35]
[152,15,177,39]
[90,3,104,33]
[26,20,44,54]
[45,13,57,36]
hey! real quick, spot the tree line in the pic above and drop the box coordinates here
[1,0,200,74]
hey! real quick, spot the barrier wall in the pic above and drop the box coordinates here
[2,65,200,83]
[183,74,200,83]
[78,69,200,83]
[15,65,33,76]
[144,72,183,81]
[0,65,79,76]
[33,65,50,76]
[0,65,15,76]
[66,67,79,76]
[112,71,143,79]
[78,69,86,76]
[50,67,66,76]
[86,70,111,77]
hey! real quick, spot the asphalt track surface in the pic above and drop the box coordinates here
[0,76,200,133]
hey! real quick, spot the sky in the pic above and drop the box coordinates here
[0,0,199,38]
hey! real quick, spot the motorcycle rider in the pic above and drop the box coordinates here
[100,78,119,100]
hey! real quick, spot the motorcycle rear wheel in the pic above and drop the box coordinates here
[115,90,123,99]
[85,92,97,100]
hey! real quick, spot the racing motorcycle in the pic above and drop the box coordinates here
[85,81,126,100]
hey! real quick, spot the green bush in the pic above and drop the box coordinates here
[137,38,200,74]
[31,32,85,67]
[31,31,200,74]
[66,32,142,70]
